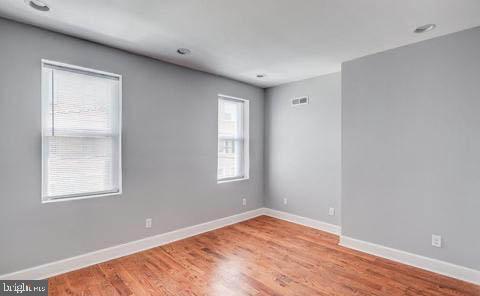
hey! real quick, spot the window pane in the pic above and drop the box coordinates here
[51,69,118,136]
[218,99,243,139]
[218,139,244,179]
[46,136,118,197]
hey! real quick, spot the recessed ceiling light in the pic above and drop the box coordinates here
[414,24,436,34]
[25,0,50,11]
[256,74,265,78]
[177,48,191,55]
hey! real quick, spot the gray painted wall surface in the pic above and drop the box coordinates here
[342,27,480,269]
[265,73,341,225]
[0,18,264,275]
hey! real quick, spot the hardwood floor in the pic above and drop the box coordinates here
[49,216,480,296]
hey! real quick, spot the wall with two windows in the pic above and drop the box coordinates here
[0,18,264,275]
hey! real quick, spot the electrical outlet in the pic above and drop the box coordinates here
[283,198,288,205]
[242,198,247,206]
[145,218,152,229]
[432,234,442,248]
[328,208,335,216]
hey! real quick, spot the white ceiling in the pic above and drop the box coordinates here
[1,0,479,87]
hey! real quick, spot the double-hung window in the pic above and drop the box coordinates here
[217,95,249,182]
[41,60,122,202]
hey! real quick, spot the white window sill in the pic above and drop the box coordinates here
[217,177,249,184]
[42,191,122,204]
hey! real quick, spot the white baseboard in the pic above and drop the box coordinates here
[263,208,341,235]
[0,208,266,280]
[340,236,480,285]
[4,208,477,286]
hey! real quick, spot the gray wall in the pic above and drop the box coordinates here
[0,18,264,275]
[265,73,342,225]
[342,27,480,269]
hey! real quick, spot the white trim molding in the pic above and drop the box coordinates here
[0,208,265,280]
[263,208,341,235]
[340,236,480,285]
[3,208,477,286]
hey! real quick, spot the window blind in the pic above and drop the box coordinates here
[42,61,121,201]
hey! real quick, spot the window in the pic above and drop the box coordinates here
[217,95,249,182]
[41,60,122,202]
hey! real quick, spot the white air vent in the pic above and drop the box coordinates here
[292,96,309,106]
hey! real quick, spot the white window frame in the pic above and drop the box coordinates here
[217,94,250,183]
[41,59,123,203]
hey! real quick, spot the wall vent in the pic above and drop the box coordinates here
[292,96,309,106]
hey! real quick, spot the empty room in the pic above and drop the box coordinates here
[0,0,479,295]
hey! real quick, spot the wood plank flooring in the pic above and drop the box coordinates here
[49,216,480,295]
